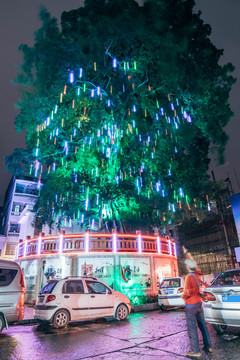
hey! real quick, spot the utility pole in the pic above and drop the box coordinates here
[212,171,235,269]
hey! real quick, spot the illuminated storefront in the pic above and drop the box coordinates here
[15,231,178,304]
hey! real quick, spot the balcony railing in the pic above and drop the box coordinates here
[15,231,176,259]
[14,192,38,198]
[11,212,21,216]
[8,232,20,237]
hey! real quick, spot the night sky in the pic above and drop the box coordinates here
[0,0,239,205]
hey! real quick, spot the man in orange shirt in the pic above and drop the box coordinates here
[182,258,212,358]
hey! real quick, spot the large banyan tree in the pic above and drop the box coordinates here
[7,0,235,233]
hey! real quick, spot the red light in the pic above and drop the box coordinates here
[20,269,25,290]
[177,287,183,294]
[46,295,56,303]
[202,292,216,302]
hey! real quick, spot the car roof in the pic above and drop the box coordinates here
[48,276,98,283]
[0,259,21,269]
[221,268,240,273]
[63,276,98,280]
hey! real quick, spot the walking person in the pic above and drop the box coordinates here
[182,257,212,358]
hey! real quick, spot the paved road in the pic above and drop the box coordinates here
[0,309,240,360]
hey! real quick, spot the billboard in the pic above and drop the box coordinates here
[77,257,115,288]
[230,193,240,243]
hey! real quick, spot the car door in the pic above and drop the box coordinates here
[85,280,114,318]
[62,280,89,321]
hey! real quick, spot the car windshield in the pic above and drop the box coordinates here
[212,270,240,286]
[40,280,58,294]
[160,279,180,288]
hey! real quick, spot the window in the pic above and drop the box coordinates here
[213,271,240,286]
[86,281,111,294]
[62,280,84,294]
[13,204,20,213]
[15,183,38,195]
[160,278,181,288]
[40,280,58,294]
[9,223,19,233]
[0,268,18,286]
[5,243,16,256]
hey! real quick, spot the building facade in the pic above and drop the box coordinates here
[0,177,38,259]
[15,232,178,304]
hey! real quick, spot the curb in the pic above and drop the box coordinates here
[18,319,38,325]
[131,302,159,313]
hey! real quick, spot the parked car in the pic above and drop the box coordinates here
[34,276,131,328]
[203,268,240,333]
[158,277,185,310]
[0,260,25,333]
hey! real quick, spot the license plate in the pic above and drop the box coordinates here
[222,295,240,302]
[165,290,174,295]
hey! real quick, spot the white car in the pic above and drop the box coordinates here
[34,277,131,328]
[203,268,240,333]
[158,277,185,310]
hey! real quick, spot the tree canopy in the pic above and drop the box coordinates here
[7,0,235,233]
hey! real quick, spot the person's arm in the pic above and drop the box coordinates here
[181,274,190,300]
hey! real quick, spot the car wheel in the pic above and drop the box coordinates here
[0,315,4,333]
[115,304,129,321]
[212,324,227,334]
[52,309,70,329]
[161,305,168,311]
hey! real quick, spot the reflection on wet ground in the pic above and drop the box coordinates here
[0,310,240,360]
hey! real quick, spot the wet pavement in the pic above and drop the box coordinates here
[1,309,240,360]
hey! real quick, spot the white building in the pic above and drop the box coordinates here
[0,177,39,260]
[0,176,88,260]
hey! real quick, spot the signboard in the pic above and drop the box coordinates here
[119,257,151,291]
[235,247,240,262]
[77,257,115,287]
[42,257,71,283]
[230,193,240,243]
[154,257,178,288]
[20,259,38,293]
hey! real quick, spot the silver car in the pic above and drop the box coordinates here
[0,260,25,333]
[203,268,240,333]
